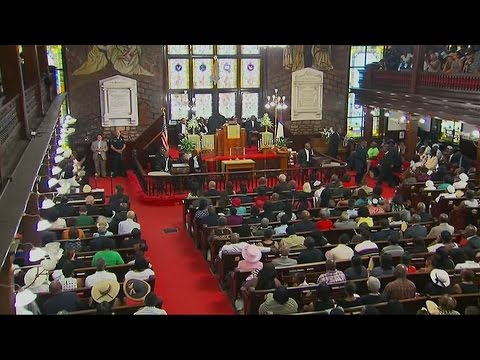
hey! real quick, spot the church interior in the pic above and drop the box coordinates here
[1,44,480,315]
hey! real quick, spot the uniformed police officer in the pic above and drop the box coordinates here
[110,129,126,177]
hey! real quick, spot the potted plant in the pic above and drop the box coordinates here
[187,117,199,135]
[178,137,196,159]
[274,137,292,152]
[260,113,273,132]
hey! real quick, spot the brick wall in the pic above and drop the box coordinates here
[265,46,350,136]
[64,45,166,150]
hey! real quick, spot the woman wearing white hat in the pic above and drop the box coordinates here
[453,173,469,190]
[23,266,50,294]
[423,268,452,296]
[424,180,436,191]
[435,185,457,202]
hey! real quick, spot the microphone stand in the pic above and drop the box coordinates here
[110,172,114,196]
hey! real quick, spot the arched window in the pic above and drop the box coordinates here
[166,45,263,124]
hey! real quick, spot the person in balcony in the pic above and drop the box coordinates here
[447,52,464,73]
[426,53,442,72]
[398,48,414,71]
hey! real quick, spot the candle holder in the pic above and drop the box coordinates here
[265,89,288,139]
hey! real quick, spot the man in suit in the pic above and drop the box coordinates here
[298,142,314,168]
[377,141,396,187]
[154,148,173,173]
[243,115,261,147]
[207,114,226,134]
[109,129,127,177]
[353,140,368,185]
[188,149,204,173]
[91,134,108,177]
[327,128,342,158]
[176,118,188,143]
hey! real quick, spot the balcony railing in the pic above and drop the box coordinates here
[360,70,480,100]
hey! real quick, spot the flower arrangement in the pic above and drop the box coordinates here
[186,117,199,134]
[319,127,334,143]
[179,137,196,153]
[274,137,292,151]
[260,113,273,132]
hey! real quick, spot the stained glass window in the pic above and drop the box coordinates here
[217,58,237,89]
[241,59,260,88]
[47,45,65,94]
[193,58,213,89]
[347,45,385,137]
[242,92,259,119]
[170,93,189,120]
[241,45,260,54]
[168,59,189,89]
[167,45,262,124]
[192,45,213,55]
[168,45,189,55]
[193,93,213,119]
[217,45,237,55]
[218,93,236,118]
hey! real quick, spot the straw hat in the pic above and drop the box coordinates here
[24,267,49,288]
[123,279,151,302]
[82,184,92,193]
[459,173,469,182]
[241,244,262,263]
[426,300,440,315]
[91,280,120,303]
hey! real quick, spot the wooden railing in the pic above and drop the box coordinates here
[361,69,480,100]
[0,95,19,144]
[132,151,348,196]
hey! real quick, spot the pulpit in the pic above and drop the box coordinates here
[216,124,246,156]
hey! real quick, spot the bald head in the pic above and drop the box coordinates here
[127,210,136,220]
[49,280,62,294]
[85,195,95,205]
[439,213,449,223]
[394,264,407,279]
[208,181,216,189]
[301,210,311,221]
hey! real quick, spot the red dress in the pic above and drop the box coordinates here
[316,219,333,231]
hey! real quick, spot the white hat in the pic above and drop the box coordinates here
[36,219,52,232]
[40,199,55,209]
[432,143,439,148]
[54,155,64,164]
[42,242,61,256]
[427,170,433,176]
[459,173,469,182]
[63,149,72,159]
[65,128,75,134]
[82,184,92,193]
[372,198,379,205]
[51,166,62,176]
[447,185,455,194]
[24,267,49,288]
[40,258,57,271]
[47,178,59,188]
[55,147,64,155]
[57,183,71,195]
[241,245,262,263]
[64,115,72,120]
[15,289,37,308]
[447,145,453,150]
[425,180,435,189]
[430,269,450,288]
[313,180,321,187]
[66,117,77,125]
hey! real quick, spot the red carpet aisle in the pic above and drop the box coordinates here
[92,174,235,314]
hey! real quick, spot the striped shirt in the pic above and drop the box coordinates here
[317,270,346,285]
[383,278,416,300]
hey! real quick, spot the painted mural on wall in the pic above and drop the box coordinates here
[73,45,154,76]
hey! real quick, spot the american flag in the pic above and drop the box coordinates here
[160,108,169,153]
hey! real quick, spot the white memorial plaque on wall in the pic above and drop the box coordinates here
[100,75,138,127]
[291,67,323,121]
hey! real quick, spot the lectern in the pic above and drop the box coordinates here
[215,124,246,156]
